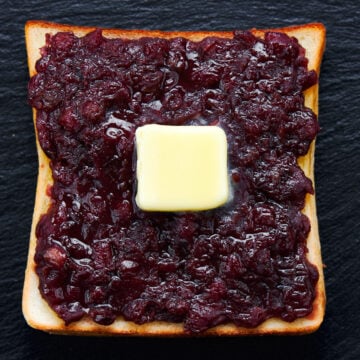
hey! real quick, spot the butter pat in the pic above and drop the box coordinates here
[135,124,229,212]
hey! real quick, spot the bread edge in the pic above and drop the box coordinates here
[23,20,326,336]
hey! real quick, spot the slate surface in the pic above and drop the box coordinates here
[1,0,359,359]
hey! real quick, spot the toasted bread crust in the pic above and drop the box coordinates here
[23,20,326,336]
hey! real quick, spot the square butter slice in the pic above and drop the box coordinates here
[135,124,229,212]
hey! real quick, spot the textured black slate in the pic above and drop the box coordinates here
[1,0,359,359]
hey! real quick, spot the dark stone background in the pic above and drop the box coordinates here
[1,1,359,359]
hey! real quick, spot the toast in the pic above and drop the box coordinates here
[23,20,326,336]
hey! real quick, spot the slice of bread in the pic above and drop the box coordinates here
[23,20,326,336]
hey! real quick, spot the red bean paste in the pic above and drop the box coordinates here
[28,29,320,333]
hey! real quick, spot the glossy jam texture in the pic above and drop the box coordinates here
[28,29,319,333]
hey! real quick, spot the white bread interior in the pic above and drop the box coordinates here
[23,21,326,336]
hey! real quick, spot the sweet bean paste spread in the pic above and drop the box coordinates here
[28,29,320,333]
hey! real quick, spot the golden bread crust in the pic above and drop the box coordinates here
[23,20,326,336]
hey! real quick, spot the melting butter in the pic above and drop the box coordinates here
[135,124,229,212]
